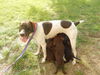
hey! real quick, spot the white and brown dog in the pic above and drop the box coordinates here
[19,20,84,64]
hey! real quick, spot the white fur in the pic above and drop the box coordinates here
[33,20,78,64]
[19,29,25,35]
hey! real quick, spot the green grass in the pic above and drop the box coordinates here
[75,70,84,75]
[0,0,100,75]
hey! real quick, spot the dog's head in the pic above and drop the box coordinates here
[19,21,34,42]
[53,35,64,46]
[46,35,64,49]
[46,38,54,49]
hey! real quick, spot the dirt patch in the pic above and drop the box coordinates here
[89,32,100,38]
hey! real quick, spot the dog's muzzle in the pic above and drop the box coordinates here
[19,29,25,36]
[19,29,28,42]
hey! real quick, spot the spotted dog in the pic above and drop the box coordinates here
[19,20,84,64]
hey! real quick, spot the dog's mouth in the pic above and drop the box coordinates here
[20,36,29,43]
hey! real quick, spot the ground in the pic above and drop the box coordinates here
[0,0,100,75]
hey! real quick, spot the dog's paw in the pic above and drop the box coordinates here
[53,71,57,74]
[34,52,39,55]
[72,59,76,65]
[41,58,46,63]
[62,71,66,74]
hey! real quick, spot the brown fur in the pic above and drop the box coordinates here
[46,35,66,74]
[61,20,71,28]
[42,22,52,35]
[19,21,34,37]
[58,33,75,63]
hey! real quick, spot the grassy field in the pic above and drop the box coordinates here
[0,0,100,75]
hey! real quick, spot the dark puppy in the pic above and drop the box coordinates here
[46,39,55,62]
[58,33,74,62]
[46,35,66,74]
[58,33,80,63]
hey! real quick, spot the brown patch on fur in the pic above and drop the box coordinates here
[42,22,52,35]
[61,20,71,28]
[46,35,66,74]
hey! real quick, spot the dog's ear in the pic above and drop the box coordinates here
[28,21,34,32]
[20,21,27,25]
[60,37,64,41]
[20,21,24,25]
[28,21,33,25]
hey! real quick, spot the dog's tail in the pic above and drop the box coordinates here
[74,20,84,26]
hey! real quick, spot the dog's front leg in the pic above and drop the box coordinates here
[41,43,47,63]
[54,63,59,74]
[34,44,41,55]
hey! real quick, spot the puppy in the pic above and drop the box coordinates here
[46,35,66,74]
[58,33,75,63]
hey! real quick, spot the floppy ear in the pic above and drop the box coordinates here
[60,37,64,41]
[20,21,26,25]
[28,21,33,25]
[28,21,34,32]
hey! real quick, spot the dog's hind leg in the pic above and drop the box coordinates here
[70,37,77,65]
[69,34,77,65]
[65,27,78,65]
[62,65,66,74]
[54,63,59,74]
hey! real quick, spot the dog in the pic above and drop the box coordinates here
[46,34,66,74]
[19,20,84,64]
[58,33,80,63]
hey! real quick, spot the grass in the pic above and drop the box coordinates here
[0,0,100,75]
[75,70,84,75]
